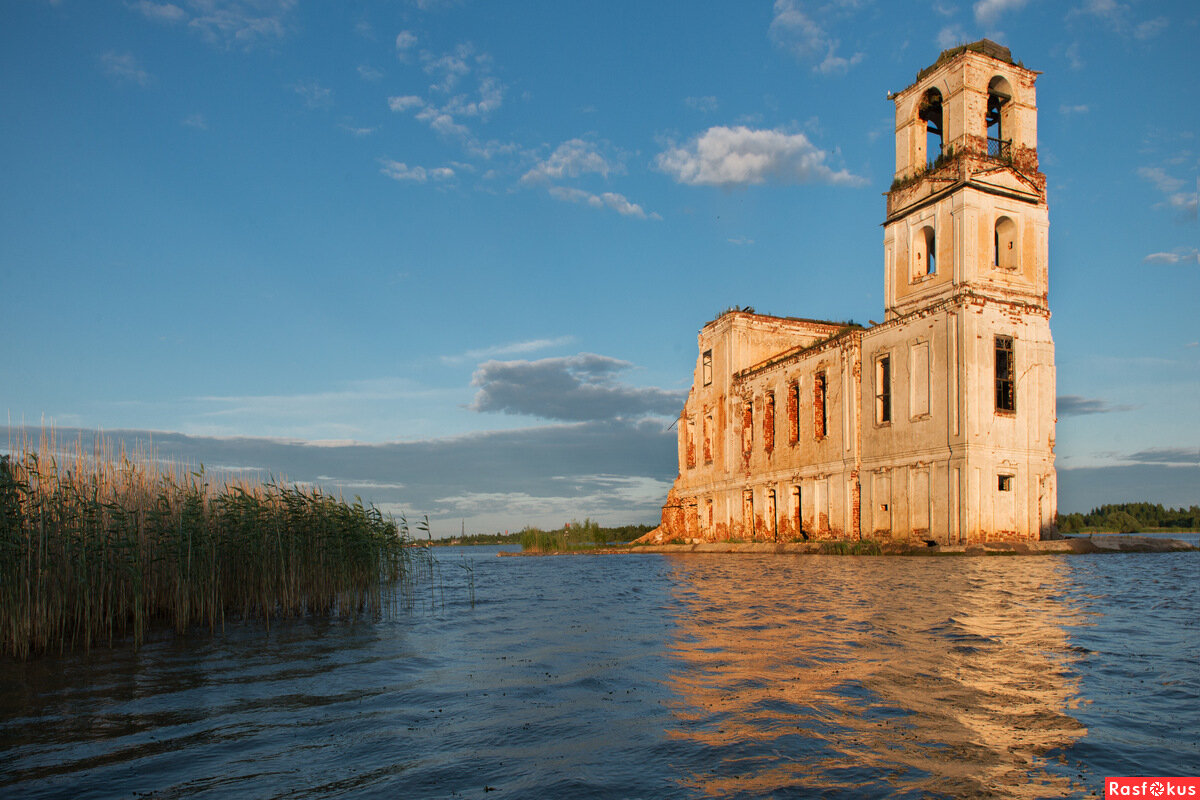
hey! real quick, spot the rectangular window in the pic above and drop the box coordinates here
[763,391,775,452]
[814,372,827,439]
[875,355,891,424]
[792,485,803,538]
[705,497,713,529]
[998,474,1014,492]
[702,349,713,386]
[787,380,800,444]
[767,489,778,541]
[742,400,754,456]
[742,489,754,536]
[995,335,1015,413]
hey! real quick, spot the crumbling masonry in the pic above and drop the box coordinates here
[651,41,1056,545]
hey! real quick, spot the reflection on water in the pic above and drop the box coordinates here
[662,557,1089,798]
[1,547,1197,798]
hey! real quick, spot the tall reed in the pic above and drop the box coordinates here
[0,428,417,659]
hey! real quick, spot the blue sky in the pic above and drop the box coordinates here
[2,0,1197,534]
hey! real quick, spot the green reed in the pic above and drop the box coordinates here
[0,429,419,659]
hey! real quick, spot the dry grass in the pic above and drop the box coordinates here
[0,427,420,659]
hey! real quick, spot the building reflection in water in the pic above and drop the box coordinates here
[661,555,1089,798]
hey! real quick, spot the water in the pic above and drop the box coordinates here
[2,546,1198,799]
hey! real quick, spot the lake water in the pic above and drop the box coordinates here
[2,544,1198,799]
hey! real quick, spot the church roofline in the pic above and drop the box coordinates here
[702,308,853,332]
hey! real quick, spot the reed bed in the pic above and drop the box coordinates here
[0,429,423,659]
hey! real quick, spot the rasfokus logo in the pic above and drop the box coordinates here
[1107,777,1200,798]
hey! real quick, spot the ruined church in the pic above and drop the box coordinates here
[653,41,1056,545]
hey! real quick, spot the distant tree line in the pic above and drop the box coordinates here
[434,521,656,547]
[1057,503,1200,534]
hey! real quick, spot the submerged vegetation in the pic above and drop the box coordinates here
[0,430,428,659]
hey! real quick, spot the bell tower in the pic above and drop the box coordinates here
[882,40,1048,320]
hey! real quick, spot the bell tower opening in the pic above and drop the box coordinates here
[919,88,944,167]
[987,75,1013,161]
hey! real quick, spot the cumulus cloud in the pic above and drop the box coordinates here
[974,0,1028,26]
[388,95,424,112]
[546,187,657,219]
[1057,395,1135,416]
[656,125,865,188]
[1139,167,1199,221]
[131,1,186,23]
[101,51,152,86]
[187,0,296,49]
[522,139,616,184]
[395,30,417,52]
[769,0,863,74]
[471,354,685,422]
[379,159,455,182]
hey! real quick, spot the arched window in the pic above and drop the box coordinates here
[919,88,944,166]
[994,215,1017,269]
[987,76,1013,160]
[914,225,936,278]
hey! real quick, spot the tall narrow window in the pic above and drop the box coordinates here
[705,497,713,529]
[686,416,697,469]
[763,391,775,452]
[987,76,1013,161]
[875,355,891,424]
[788,380,800,444]
[792,485,804,539]
[995,335,1015,413]
[994,216,1017,269]
[742,489,755,536]
[814,372,827,439]
[702,349,713,386]
[919,88,944,165]
[767,489,778,542]
[742,399,753,456]
[703,408,713,463]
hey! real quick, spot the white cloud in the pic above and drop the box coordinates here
[415,106,470,138]
[187,0,296,49]
[522,139,616,184]
[1134,16,1168,39]
[292,81,332,109]
[1144,248,1200,265]
[379,159,455,182]
[101,51,151,86]
[395,30,417,52]
[131,1,186,23]
[974,0,1028,26]
[1060,104,1090,115]
[937,25,968,49]
[424,42,473,93]
[656,125,865,188]
[340,124,377,137]
[388,95,424,112]
[182,113,207,129]
[441,336,576,365]
[545,187,658,220]
[358,64,383,81]
[685,96,718,113]
[769,0,863,74]
[1139,167,1199,220]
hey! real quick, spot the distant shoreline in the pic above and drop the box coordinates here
[499,534,1197,557]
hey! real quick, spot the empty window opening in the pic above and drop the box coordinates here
[686,416,697,469]
[919,88,944,166]
[703,409,713,463]
[814,372,827,439]
[998,474,1014,492]
[743,489,755,536]
[767,489,778,542]
[764,391,775,452]
[994,216,1017,269]
[702,349,713,386]
[705,498,713,529]
[913,225,936,277]
[987,76,1013,160]
[875,355,892,424]
[792,485,806,540]
[787,380,800,444]
[995,335,1015,413]
[742,399,754,456]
